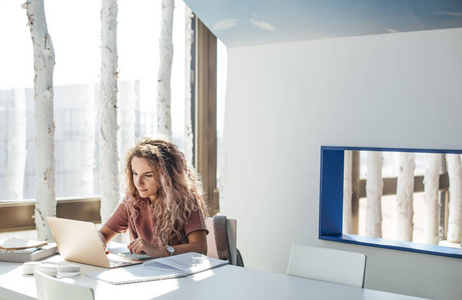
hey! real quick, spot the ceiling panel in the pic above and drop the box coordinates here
[183,0,462,47]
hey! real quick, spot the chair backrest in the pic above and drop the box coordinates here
[35,270,94,300]
[286,245,366,288]
[206,216,237,265]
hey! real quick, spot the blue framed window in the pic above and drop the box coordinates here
[319,146,462,258]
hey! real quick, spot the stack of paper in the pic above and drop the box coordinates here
[0,238,58,263]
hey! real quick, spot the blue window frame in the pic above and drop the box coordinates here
[319,145,462,258]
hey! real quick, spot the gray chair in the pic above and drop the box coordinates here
[206,215,243,266]
[287,245,366,288]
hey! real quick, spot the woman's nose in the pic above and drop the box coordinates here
[136,177,143,186]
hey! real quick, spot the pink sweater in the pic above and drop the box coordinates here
[104,198,207,247]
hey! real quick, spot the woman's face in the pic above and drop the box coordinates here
[131,156,159,201]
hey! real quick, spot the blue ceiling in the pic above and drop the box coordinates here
[182,0,462,47]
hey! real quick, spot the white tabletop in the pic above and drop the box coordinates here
[0,254,428,300]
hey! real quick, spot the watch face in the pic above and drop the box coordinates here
[167,245,174,255]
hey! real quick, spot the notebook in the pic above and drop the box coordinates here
[86,252,228,285]
[47,216,144,268]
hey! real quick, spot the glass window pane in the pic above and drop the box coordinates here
[0,0,187,200]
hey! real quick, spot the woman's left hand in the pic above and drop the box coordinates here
[127,238,156,257]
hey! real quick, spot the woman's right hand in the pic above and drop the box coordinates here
[127,238,156,257]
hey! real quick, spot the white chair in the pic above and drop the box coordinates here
[206,216,238,265]
[287,245,366,288]
[35,270,94,300]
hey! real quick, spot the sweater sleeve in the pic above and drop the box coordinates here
[104,200,130,234]
[184,208,208,236]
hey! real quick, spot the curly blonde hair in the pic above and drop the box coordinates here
[124,137,208,246]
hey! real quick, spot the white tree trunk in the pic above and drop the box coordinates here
[4,88,27,200]
[23,0,56,241]
[423,153,441,245]
[447,154,462,243]
[100,0,120,223]
[156,0,174,140]
[396,152,415,242]
[366,151,383,238]
[184,5,194,164]
[343,150,353,234]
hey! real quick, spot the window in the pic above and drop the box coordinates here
[0,1,220,232]
[1,0,188,201]
[319,146,462,258]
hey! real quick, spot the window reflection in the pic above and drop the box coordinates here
[343,150,461,249]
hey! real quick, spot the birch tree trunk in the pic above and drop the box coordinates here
[4,88,27,200]
[23,0,56,241]
[396,153,415,242]
[184,5,194,164]
[100,0,120,223]
[343,150,353,233]
[156,0,174,140]
[366,151,383,238]
[447,154,462,243]
[423,153,441,245]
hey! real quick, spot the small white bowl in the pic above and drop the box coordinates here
[57,264,81,277]
[36,263,58,277]
[22,262,42,275]
[58,264,80,273]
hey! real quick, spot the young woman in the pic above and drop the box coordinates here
[98,137,208,257]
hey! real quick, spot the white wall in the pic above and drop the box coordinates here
[220,27,462,300]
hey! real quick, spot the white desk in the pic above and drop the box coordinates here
[0,258,429,300]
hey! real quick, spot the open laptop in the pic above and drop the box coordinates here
[47,216,145,268]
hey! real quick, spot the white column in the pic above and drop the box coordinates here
[423,153,441,245]
[184,5,194,164]
[396,152,415,242]
[23,0,57,241]
[100,0,120,223]
[447,154,462,243]
[366,151,383,238]
[156,0,174,140]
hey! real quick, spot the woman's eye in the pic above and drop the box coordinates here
[145,174,153,178]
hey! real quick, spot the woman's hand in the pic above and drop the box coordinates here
[127,230,207,258]
[127,238,157,257]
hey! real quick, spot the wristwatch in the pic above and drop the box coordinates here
[166,245,175,256]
